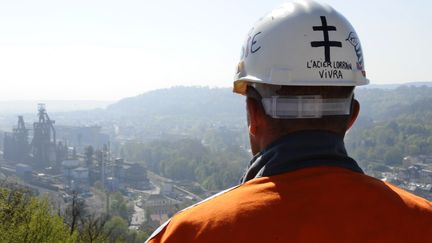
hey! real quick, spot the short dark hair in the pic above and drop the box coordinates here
[246,85,355,135]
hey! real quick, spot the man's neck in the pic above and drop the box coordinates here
[258,128,345,154]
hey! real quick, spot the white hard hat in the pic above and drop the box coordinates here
[233,0,369,95]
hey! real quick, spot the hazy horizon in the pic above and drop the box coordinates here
[0,100,113,114]
[0,81,430,116]
[1,81,431,102]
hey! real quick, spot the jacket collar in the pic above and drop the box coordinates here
[241,130,363,184]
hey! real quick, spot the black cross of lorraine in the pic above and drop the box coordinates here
[310,16,342,63]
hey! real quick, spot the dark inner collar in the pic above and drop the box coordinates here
[241,130,363,184]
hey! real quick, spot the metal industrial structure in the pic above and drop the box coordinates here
[3,104,62,168]
[30,104,57,168]
[3,116,30,163]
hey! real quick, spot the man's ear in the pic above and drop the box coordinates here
[246,98,261,136]
[347,99,360,129]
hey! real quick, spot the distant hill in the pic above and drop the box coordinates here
[105,86,245,123]
[360,81,432,90]
[2,82,430,117]
[345,85,432,165]
[355,85,432,121]
[3,84,432,136]
[104,83,432,123]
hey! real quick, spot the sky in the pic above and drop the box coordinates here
[0,0,431,101]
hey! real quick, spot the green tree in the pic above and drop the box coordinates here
[110,192,134,223]
[104,216,128,242]
[384,147,403,165]
[0,186,77,243]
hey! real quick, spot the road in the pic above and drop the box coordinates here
[129,198,146,230]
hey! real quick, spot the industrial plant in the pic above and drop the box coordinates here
[0,103,221,230]
[1,104,150,196]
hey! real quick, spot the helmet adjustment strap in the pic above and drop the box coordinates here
[261,94,353,119]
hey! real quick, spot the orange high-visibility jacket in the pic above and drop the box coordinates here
[147,131,432,243]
